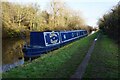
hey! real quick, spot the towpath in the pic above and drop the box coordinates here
[71,34,100,79]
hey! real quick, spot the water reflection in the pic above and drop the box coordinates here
[2,38,29,72]
[1,58,24,72]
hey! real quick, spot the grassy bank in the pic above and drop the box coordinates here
[3,32,98,78]
[83,34,119,78]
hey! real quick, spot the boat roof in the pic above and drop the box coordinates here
[30,30,86,33]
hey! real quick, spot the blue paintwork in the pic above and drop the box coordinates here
[30,32,45,46]
[22,30,88,57]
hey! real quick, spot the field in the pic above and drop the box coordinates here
[83,34,119,78]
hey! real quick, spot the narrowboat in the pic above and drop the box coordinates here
[22,30,88,57]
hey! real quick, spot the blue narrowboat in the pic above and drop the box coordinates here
[22,30,88,57]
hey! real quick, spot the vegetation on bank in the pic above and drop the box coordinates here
[98,2,120,44]
[3,32,98,78]
[83,34,119,78]
[2,1,94,38]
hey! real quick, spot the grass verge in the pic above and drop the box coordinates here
[83,34,119,78]
[3,32,98,78]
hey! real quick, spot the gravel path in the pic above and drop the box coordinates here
[71,34,100,79]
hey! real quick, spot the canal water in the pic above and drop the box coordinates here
[1,38,29,72]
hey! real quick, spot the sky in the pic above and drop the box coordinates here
[3,0,119,27]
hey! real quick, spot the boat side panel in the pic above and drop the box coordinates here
[43,32,61,47]
[30,32,45,46]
